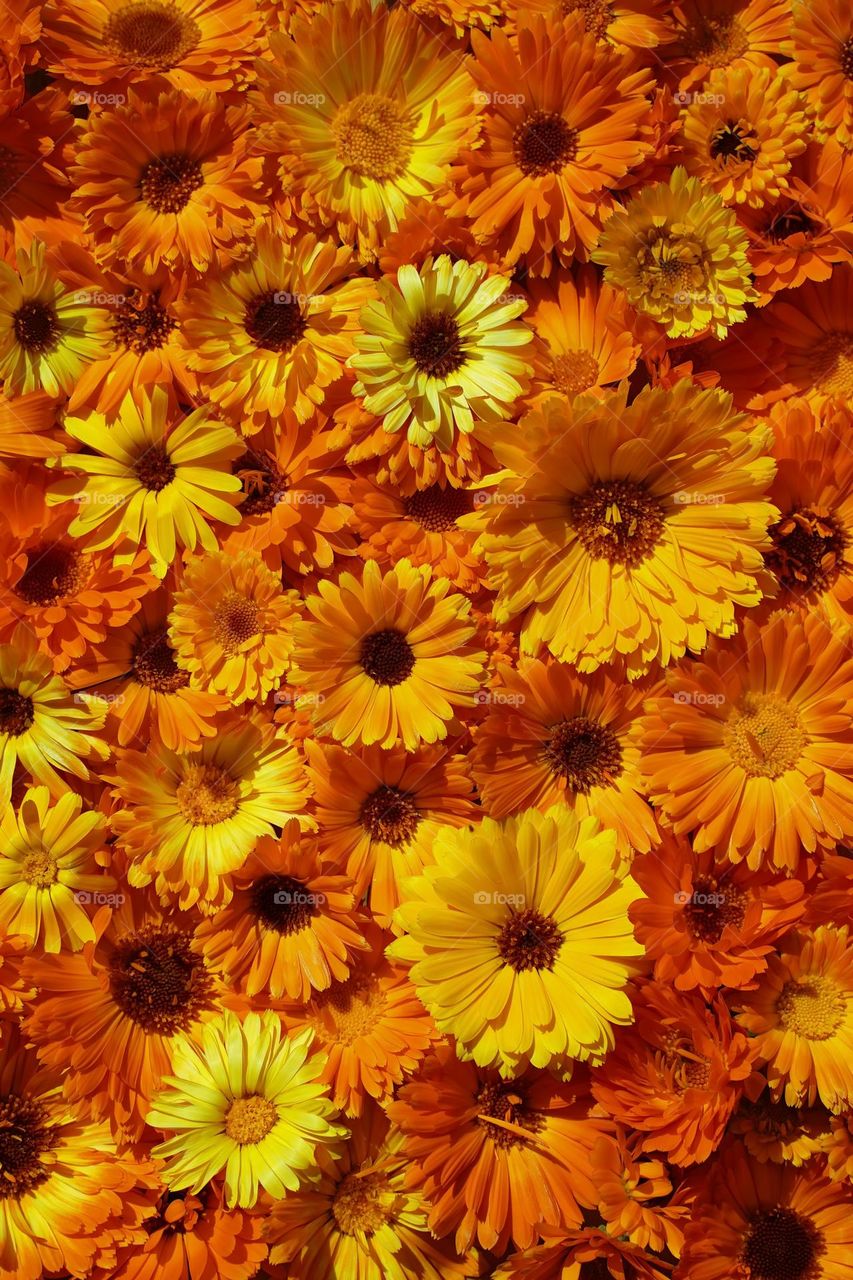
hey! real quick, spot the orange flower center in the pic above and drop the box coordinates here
[251,874,318,935]
[685,17,749,67]
[776,974,845,1041]
[213,590,261,654]
[12,300,60,354]
[475,1080,543,1148]
[810,330,853,398]
[740,1207,821,1280]
[496,907,562,972]
[552,349,600,395]
[224,1094,278,1145]
[332,94,414,181]
[764,207,818,242]
[135,444,176,492]
[639,229,708,301]
[114,292,176,353]
[238,451,284,516]
[543,715,623,794]
[360,784,421,847]
[139,153,203,213]
[767,507,847,597]
[513,110,579,177]
[20,849,58,888]
[103,1,200,70]
[244,291,307,353]
[407,312,466,378]
[710,119,759,166]
[403,484,473,532]
[133,628,190,693]
[108,923,214,1034]
[176,763,239,825]
[561,0,615,39]
[569,478,665,566]
[724,692,806,780]
[0,1094,58,1201]
[15,542,87,606]
[307,971,388,1046]
[332,1170,392,1236]
[0,688,34,737]
[681,878,747,943]
[359,629,415,687]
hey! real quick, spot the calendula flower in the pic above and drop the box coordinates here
[791,0,853,148]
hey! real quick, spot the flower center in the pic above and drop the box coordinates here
[244,291,307,354]
[359,784,421,847]
[724,692,806,780]
[552,349,600,395]
[765,208,818,242]
[0,147,21,198]
[0,689,34,737]
[12,300,60,354]
[135,444,176,492]
[332,1170,392,1236]
[237,452,283,517]
[740,1207,822,1280]
[710,119,759,165]
[108,923,213,1034]
[251,874,318,935]
[767,507,847,597]
[681,877,747,943]
[133,628,190,693]
[103,1,200,70]
[307,971,387,1046]
[776,975,846,1041]
[407,311,466,378]
[0,1094,58,1201]
[561,0,615,39]
[15,542,87,606]
[475,1081,543,1148]
[569,478,665,567]
[810,330,853,398]
[403,484,473,532]
[513,110,579,177]
[114,293,177,353]
[685,16,750,67]
[139,153,203,213]
[20,849,58,888]
[224,1095,278,1145]
[639,229,708,301]
[542,716,623,794]
[841,37,853,80]
[331,93,414,181]
[213,591,261,655]
[496,907,562,972]
[359,629,415,687]
[175,764,239,826]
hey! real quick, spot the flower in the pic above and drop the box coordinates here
[492,1228,673,1279]
[389,807,645,1077]
[592,167,755,337]
[467,381,776,678]
[350,255,532,451]
[46,387,244,579]
[147,1011,345,1208]
[729,1093,830,1166]
[791,0,853,148]
[290,558,486,751]
[734,926,853,1112]
[661,0,793,92]
[592,1135,689,1257]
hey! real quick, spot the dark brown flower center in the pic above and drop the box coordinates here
[237,452,283,517]
[359,629,415,686]
[569,479,665,566]
[108,924,214,1034]
[543,716,623,794]
[244,291,307,353]
[135,444,176,492]
[740,1207,822,1280]
[764,207,818,242]
[359,785,421,846]
[403,485,473,532]
[139,153,203,214]
[475,1080,543,1148]
[16,542,87,606]
[514,110,578,177]
[407,312,466,378]
[133,628,189,693]
[0,1094,59,1201]
[841,37,853,80]
[114,292,176,353]
[710,120,759,164]
[251,874,318,935]
[103,1,200,70]
[766,507,847,597]
[496,907,562,972]
[0,688,34,737]
[681,877,747,943]
[13,300,60,354]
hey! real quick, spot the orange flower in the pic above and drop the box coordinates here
[791,0,853,147]
[592,1134,689,1257]
[661,0,793,93]
[492,1227,672,1279]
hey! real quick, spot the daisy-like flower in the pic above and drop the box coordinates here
[46,387,244,579]
[23,892,220,1143]
[525,267,641,402]
[469,659,658,858]
[661,0,793,92]
[735,926,853,1113]
[638,612,853,872]
[70,89,265,277]
[592,167,755,338]
[147,1011,345,1208]
[280,926,439,1116]
[591,984,759,1166]
[679,66,809,207]
[0,240,111,397]
[387,1045,610,1254]
[466,381,776,678]
[40,0,262,93]
[513,0,670,49]
[265,1102,476,1280]
[451,15,654,272]
[252,0,477,247]
[791,0,853,148]
[0,786,111,953]
[493,1228,672,1280]
[168,549,301,705]
[306,740,479,927]
[592,1135,689,1257]
[0,1038,146,1280]
[730,1093,830,1166]
[177,226,372,434]
[111,715,314,911]
[290,558,486,751]
[390,807,645,1078]
[678,1145,853,1280]
[0,625,109,808]
[629,835,807,996]
[350,255,532,452]
[195,821,368,1002]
